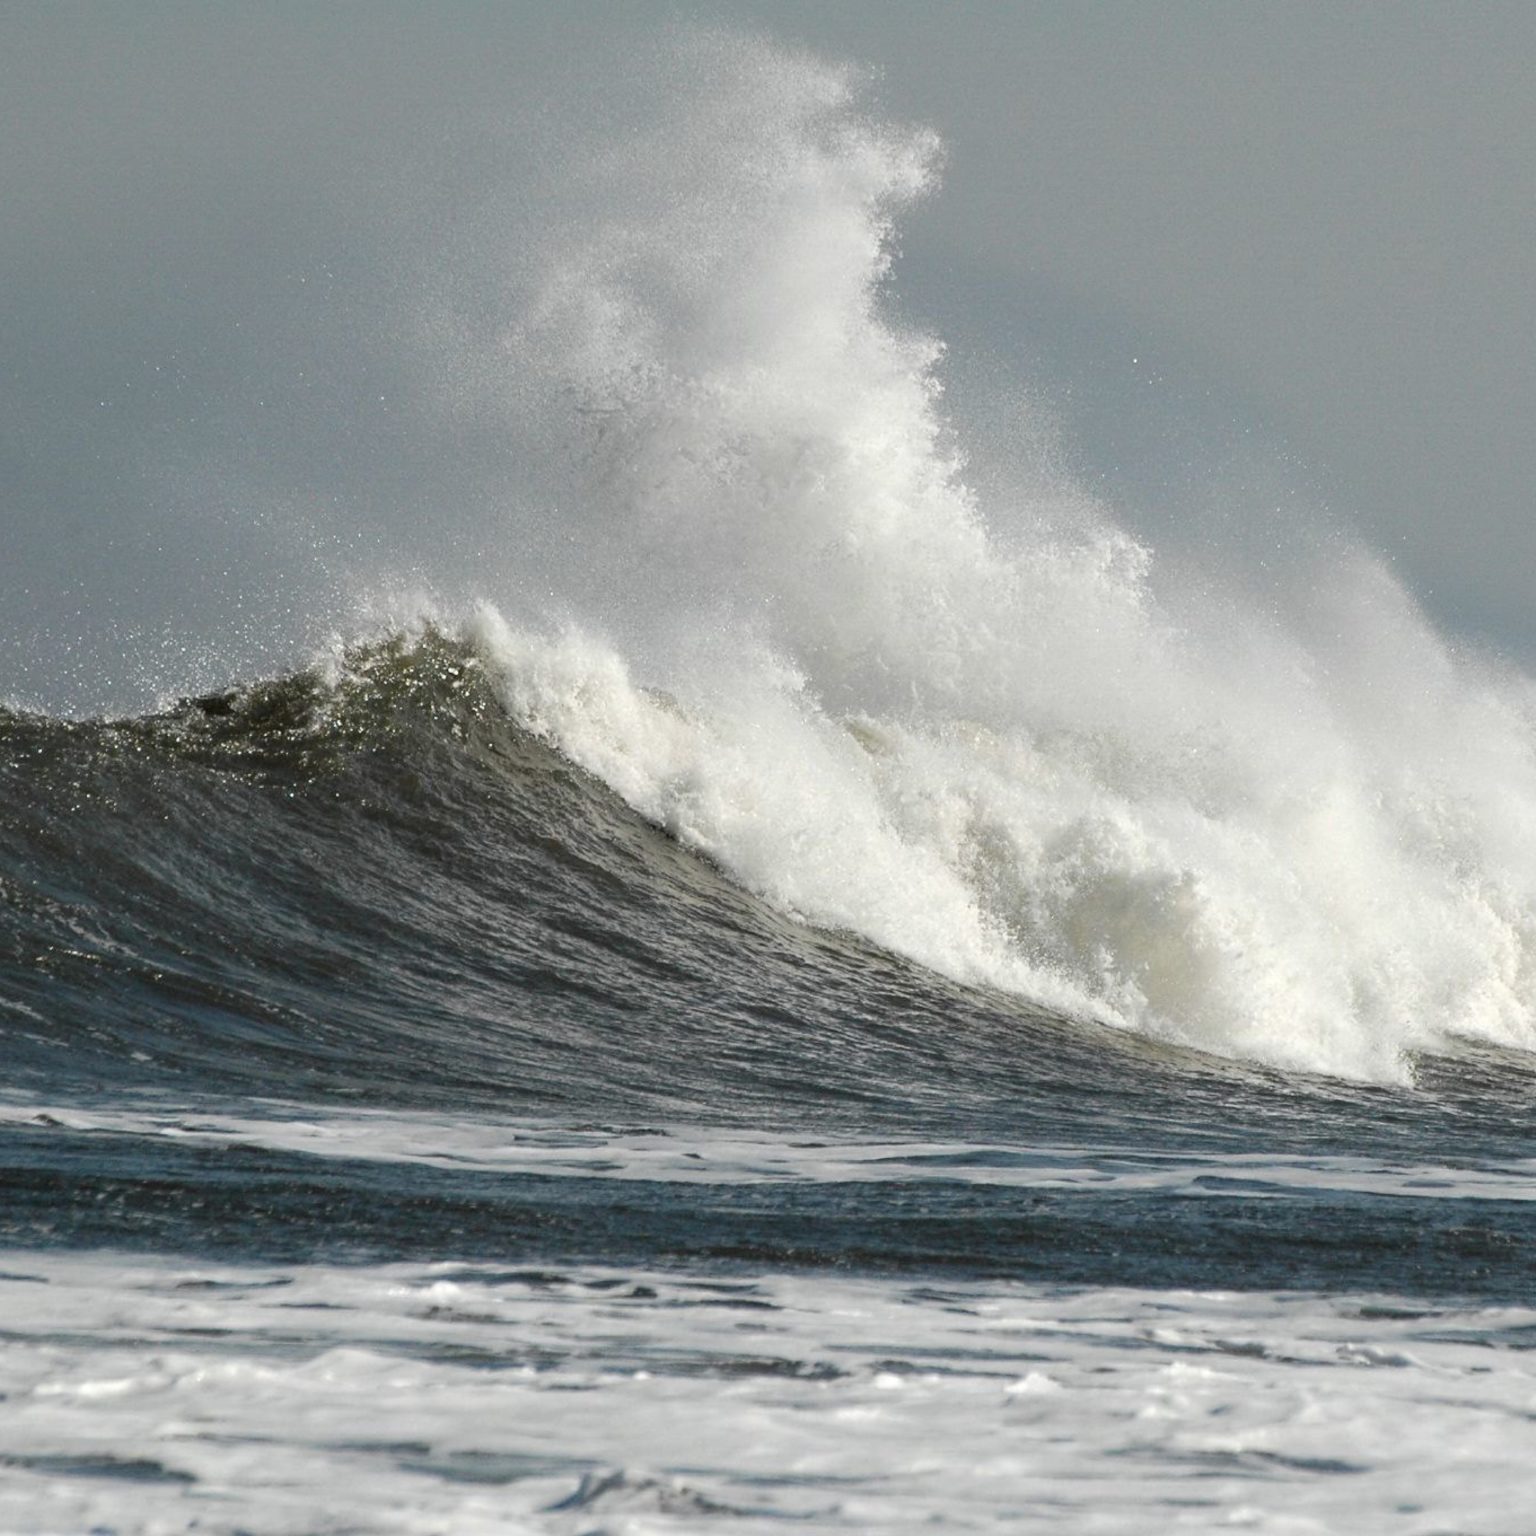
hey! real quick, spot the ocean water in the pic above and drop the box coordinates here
[4,31,1536,1535]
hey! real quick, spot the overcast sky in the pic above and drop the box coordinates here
[3,2,1533,709]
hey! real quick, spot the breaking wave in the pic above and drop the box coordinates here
[9,34,1536,1083]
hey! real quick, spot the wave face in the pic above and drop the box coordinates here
[3,633,1122,1130]
[8,33,1536,1090]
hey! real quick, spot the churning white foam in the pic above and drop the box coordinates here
[410,34,1536,1082]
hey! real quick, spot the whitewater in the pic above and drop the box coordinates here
[4,26,1536,1536]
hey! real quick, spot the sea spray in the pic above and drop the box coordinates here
[421,35,1536,1081]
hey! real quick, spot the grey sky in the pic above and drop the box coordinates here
[3,2,1533,710]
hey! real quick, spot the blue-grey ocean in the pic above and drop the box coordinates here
[3,29,1534,1536]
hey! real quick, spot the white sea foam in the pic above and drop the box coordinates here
[5,1097,1534,1203]
[1,1249,1532,1534]
[373,34,1536,1082]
